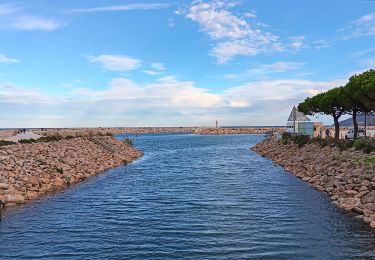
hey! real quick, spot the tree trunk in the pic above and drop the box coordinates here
[334,116,340,140]
[352,109,358,139]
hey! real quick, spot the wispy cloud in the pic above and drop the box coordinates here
[341,12,375,40]
[142,70,160,75]
[67,3,171,14]
[10,15,63,31]
[0,54,20,64]
[352,47,375,58]
[88,55,142,71]
[289,36,306,51]
[0,3,17,15]
[0,4,63,31]
[151,62,166,71]
[223,61,304,79]
[312,39,331,49]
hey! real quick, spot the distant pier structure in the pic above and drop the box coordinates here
[216,120,218,128]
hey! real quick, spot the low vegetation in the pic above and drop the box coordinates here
[123,137,134,147]
[281,132,375,153]
[364,157,375,166]
[0,140,16,147]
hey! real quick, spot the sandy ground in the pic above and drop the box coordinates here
[2,131,42,142]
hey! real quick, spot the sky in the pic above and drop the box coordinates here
[0,0,374,128]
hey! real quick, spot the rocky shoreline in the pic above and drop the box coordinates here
[0,136,143,208]
[253,138,375,228]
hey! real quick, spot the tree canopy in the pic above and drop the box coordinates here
[297,69,375,139]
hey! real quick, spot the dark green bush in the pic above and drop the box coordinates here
[0,140,16,146]
[19,138,37,144]
[354,139,369,151]
[56,168,64,174]
[38,134,64,142]
[282,132,292,140]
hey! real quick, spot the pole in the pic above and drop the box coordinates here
[365,112,367,137]
[293,106,296,133]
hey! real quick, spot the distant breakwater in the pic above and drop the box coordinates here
[25,127,285,138]
[253,138,375,229]
[195,127,285,135]
[0,136,143,207]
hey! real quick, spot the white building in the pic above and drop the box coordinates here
[286,106,314,135]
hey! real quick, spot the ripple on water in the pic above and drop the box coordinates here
[1,134,375,259]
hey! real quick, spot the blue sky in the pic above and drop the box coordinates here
[0,0,374,127]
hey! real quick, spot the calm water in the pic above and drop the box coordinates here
[1,134,375,259]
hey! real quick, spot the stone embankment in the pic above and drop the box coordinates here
[253,138,375,228]
[0,136,143,207]
[11,127,286,137]
[32,127,196,137]
[195,127,285,135]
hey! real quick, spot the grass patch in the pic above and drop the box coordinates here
[364,157,375,165]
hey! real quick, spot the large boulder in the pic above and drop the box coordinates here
[337,197,361,211]
[3,194,25,204]
[361,190,375,204]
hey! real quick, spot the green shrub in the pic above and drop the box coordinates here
[123,137,134,147]
[0,140,16,146]
[365,157,375,165]
[354,139,368,151]
[56,168,64,174]
[37,134,64,142]
[352,139,374,153]
[19,138,37,144]
[282,132,292,140]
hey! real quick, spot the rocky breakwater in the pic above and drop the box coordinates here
[33,127,196,137]
[195,127,285,135]
[0,136,143,207]
[253,138,375,228]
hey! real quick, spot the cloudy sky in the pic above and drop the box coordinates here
[0,0,374,127]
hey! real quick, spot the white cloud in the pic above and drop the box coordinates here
[360,58,375,67]
[186,1,250,40]
[0,3,17,15]
[341,12,375,39]
[142,70,160,75]
[0,83,65,105]
[244,11,256,18]
[211,37,283,64]
[151,62,166,70]
[68,3,171,13]
[352,47,375,58]
[289,36,306,51]
[260,62,304,72]
[186,0,284,63]
[0,54,20,64]
[0,4,63,32]
[223,62,303,80]
[0,75,348,127]
[88,55,141,71]
[10,15,63,31]
[313,39,330,49]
